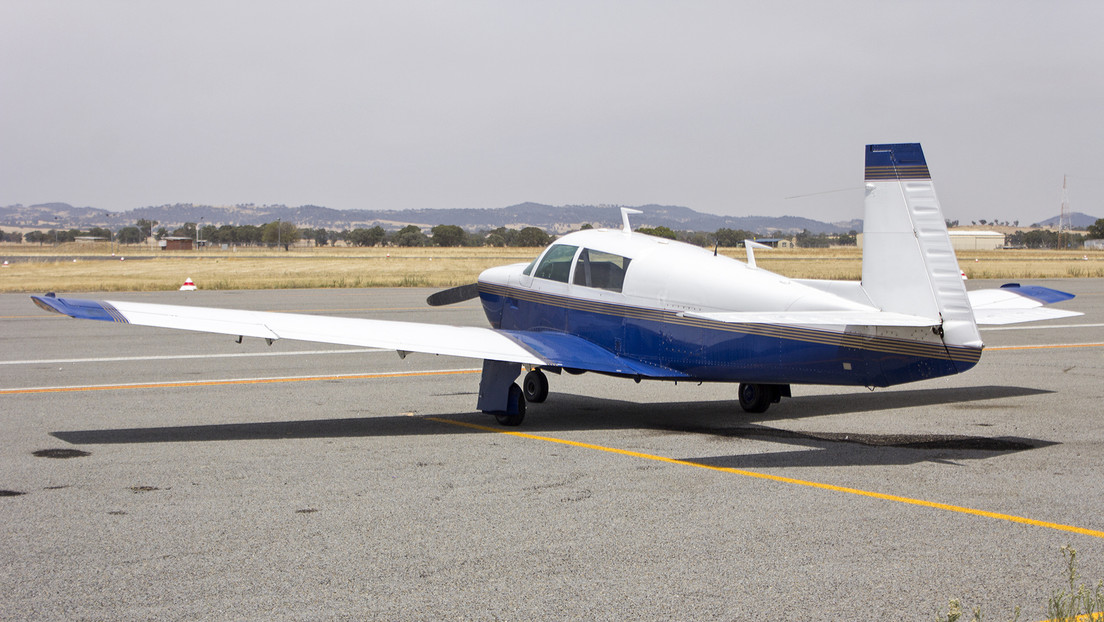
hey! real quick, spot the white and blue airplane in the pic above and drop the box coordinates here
[32,143,1081,426]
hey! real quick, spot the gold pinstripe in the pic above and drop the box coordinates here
[864,165,931,180]
[478,283,981,364]
[101,302,129,324]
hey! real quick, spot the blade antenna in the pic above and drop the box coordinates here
[620,207,643,234]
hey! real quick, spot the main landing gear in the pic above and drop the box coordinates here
[738,383,791,414]
[494,384,526,427]
[478,361,537,427]
[493,370,548,426]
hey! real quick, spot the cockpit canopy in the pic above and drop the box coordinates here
[524,243,632,293]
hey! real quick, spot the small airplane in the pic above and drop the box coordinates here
[32,143,1082,426]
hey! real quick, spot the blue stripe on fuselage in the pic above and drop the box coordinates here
[478,283,980,387]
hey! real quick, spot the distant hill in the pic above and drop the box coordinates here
[1031,212,1101,229]
[1,201,854,235]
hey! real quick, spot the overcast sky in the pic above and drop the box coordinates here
[2,1,1102,225]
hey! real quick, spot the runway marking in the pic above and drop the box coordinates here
[988,342,1104,351]
[0,348,387,366]
[430,418,1104,541]
[0,368,481,395]
[982,322,1104,331]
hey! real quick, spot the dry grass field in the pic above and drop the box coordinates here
[2,242,1103,293]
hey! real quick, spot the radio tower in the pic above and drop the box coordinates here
[1058,174,1070,250]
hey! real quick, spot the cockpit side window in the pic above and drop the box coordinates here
[572,248,631,292]
[532,244,578,283]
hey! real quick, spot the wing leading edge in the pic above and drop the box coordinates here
[30,294,685,379]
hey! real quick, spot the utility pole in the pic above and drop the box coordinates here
[1058,174,1070,250]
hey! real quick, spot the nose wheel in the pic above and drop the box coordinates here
[523,369,549,403]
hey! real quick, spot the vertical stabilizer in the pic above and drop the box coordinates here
[861,144,981,348]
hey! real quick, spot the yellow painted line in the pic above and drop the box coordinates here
[1,368,480,395]
[989,342,1104,351]
[1039,614,1104,622]
[429,417,1104,541]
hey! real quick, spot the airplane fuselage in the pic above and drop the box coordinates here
[477,229,981,388]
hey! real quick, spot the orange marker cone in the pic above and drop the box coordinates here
[179,278,197,291]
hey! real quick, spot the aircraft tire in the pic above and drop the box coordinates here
[738,383,772,414]
[494,383,526,426]
[523,370,549,403]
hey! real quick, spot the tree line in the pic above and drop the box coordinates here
[0,221,859,248]
[10,218,1102,249]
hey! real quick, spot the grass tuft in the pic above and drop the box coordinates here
[938,546,1103,622]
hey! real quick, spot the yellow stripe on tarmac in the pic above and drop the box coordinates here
[429,417,1104,541]
[988,343,1104,351]
[0,368,480,395]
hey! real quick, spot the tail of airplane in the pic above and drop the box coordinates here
[860,143,983,349]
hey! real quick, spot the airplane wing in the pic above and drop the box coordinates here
[967,284,1083,325]
[30,294,685,379]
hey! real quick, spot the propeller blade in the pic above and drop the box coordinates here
[426,283,480,307]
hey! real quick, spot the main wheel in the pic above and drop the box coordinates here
[738,383,772,414]
[523,370,549,403]
[494,383,526,426]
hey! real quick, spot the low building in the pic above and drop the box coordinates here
[160,237,194,251]
[856,230,1006,250]
[1085,238,1104,250]
[751,238,795,248]
[947,230,1006,250]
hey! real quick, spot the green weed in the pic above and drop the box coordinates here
[938,546,1103,622]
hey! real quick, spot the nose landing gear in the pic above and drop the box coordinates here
[522,369,549,403]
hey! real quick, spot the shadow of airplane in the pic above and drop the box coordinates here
[680,426,1056,469]
[49,384,1056,469]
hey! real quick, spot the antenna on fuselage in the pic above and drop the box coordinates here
[620,207,643,234]
[743,239,772,268]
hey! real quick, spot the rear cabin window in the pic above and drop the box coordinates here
[572,248,631,292]
[533,244,578,283]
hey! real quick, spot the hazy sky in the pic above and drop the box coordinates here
[3,1,1102,225]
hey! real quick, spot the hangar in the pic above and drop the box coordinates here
[857,230,1006,251]
[947,230,1006,250]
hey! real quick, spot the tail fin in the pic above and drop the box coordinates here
[861,143,982,348]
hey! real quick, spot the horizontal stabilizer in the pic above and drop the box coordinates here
[972,307,1083,325]
[687,309,939,328]
[967,284,1082,325]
